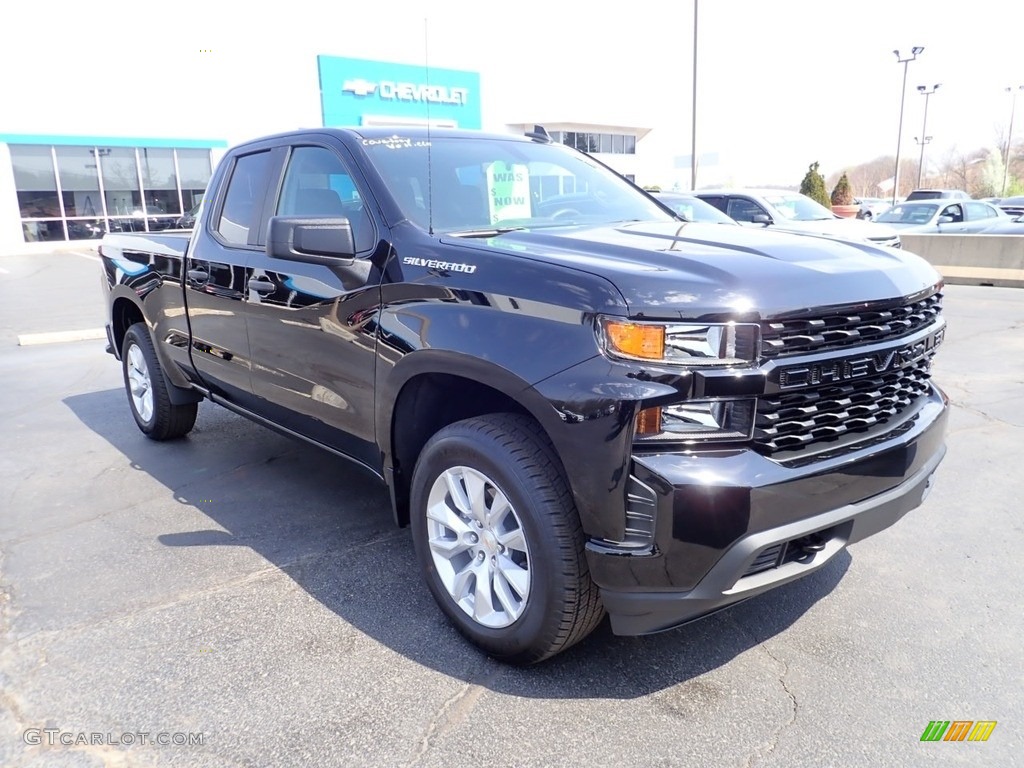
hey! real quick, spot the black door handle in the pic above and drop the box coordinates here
[248,278,275,293]
[187,268,209,282]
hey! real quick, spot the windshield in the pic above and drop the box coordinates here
[360,135,672,233]
[877,203,938,224]
[655,194,736,224]
[762,194,835,221]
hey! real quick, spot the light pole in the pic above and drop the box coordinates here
[916,84,940,187]
[1002,85,1024,197]
[690,0,699,190]
[892,47,924,206]
[914,136,933,186]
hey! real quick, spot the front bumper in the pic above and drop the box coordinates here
[589,388,948,635]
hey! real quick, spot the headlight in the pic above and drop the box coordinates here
[598,318,760,443]
[599,318,759,366]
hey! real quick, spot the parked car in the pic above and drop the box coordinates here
[980,213,1024,234]
[997,195,1024,218]
[875,200,1009,233]
[693,188,902,248]
[854,197,891,220]
[905,189,971,201]
[649,191,738,224]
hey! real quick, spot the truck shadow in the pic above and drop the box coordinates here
[65,389,849,700]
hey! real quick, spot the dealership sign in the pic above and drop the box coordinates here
[319,56,481,128]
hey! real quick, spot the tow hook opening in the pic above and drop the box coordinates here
[790,533,828,562]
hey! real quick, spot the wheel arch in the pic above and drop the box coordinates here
[380,351,570,528]
[113,295,203,407]
[110,292,145,360]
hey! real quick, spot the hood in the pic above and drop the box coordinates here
[767,217,901,241]
[443,221,941,319]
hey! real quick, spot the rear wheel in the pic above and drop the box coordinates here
[410,414,605,664]
[121,323,197,440]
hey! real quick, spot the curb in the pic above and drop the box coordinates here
[18,329,107,346]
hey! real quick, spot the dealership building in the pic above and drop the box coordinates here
[0,52,664,252]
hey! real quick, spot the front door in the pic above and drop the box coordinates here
[244,142,384,469]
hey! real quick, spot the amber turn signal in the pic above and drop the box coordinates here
[635,407,663,437]
[604,322,665,360]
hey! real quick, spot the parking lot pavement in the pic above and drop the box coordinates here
[0,251,1021,767]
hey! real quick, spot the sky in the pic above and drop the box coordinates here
[2,0,1023,187]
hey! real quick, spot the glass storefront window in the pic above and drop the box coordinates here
[100,147,142,217]
[56,147,102,218]
[140,147,181,215]
[11,146,61,218]
[8,143,216,241]
[65,219,105,240]
[23,221,66,242]
[177,148,212,211]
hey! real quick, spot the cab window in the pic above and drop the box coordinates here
[277,146,375,253]
[217,150,273,246]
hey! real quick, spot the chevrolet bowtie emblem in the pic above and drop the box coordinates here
[342,79,377,97]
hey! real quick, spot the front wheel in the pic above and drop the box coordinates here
[410,414,605,664]
[121,323,197,440]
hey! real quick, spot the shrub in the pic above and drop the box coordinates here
[800,162,831,208]
[830,173,854,206]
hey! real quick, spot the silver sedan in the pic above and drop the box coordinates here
[875,200,1009,233]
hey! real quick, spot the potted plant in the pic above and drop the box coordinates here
[800,162,832,209]
[830,172,859,218]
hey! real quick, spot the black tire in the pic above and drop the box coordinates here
[121,323,197,440]
[410,413,605,664]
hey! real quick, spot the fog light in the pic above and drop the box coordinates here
[635,399,755,442]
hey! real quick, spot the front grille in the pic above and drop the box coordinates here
[761,292,942,359]
[754,354,935,454]
[868,234,901,248]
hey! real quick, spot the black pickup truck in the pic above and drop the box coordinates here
[99,126,948,664]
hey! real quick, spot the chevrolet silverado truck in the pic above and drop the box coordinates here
[99,126,948,664]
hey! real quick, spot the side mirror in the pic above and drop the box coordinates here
[267,216,356,265]
[751,213,772,225]
[937,215,954,225]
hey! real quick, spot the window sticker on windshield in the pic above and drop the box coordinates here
[486,162,531,223]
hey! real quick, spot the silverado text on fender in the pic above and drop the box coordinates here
[99,127,948,664]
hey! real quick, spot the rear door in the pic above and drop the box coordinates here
[243,140,385,468]
[964,201,999,232]
[185,146,281,405]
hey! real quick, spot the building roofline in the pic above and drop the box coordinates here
[0,134,228,149]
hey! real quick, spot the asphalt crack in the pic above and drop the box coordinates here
[948,399,1018,430]
[724,615,798,768]
[408,663,503,766]
[741,643,798,768]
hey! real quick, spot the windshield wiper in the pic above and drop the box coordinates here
[447,226,526,238]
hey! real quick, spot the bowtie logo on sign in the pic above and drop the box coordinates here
[342,79,378,97]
